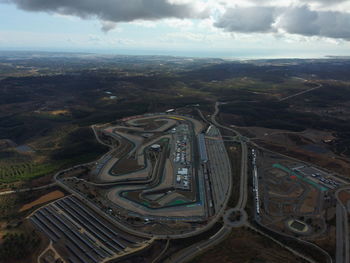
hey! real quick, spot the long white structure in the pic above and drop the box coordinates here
[252,149,260,215]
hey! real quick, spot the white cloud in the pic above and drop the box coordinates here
[164,18,194,30]
[128,20,158,28]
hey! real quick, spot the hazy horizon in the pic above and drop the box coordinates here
[0,47,348,60]
[1,0,350,59]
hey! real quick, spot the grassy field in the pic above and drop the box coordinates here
[0,161,61,184]
[0,125,108,187]
[224,140,242,208]
[0,194,19,221]
[198,77,309,100]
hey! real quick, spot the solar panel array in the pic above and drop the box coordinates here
[30,196,146,263]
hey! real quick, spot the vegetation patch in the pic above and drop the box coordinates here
[0,161,61,184]
[191,227,303,263]
[0,232,40,262]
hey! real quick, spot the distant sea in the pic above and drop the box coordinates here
[74,48,329,60]
[0,47,340,60]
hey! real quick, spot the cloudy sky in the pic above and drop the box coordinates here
[1,0,350,58]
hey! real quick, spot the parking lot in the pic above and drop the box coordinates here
[290,164,342,190]
[205,126,231,213]
[172,124,192,190]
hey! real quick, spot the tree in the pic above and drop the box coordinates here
[0,232,40,262]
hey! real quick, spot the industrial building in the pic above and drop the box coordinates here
[176,167,191,190]
[150,144,161,151]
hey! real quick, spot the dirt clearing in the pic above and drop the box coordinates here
[19,190,65,212]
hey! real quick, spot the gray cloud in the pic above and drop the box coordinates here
[278,6,350,39]
[215,5,350,40]
[248,0,349,4]
[101,21,117,33]
[2,0,350,40]
[1,0,208,22]
[215,7,276,33]
[278,6,320,36]
[300,0,349,4]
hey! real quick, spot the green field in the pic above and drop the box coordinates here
[167,199,188,206]
[0,161,61,184]
[0,125,109,186]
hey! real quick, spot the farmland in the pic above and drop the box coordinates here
[0,161,61,184]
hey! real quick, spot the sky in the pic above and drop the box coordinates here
[1,0,350,58]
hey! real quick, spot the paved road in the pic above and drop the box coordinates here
[55,122,234,240]
[92,124,113,148]
[247,223,316,263]
[210,102,248,210]
[166,225,231,263]
[205,129,231,210]
[279,83,323,102]
[335,187,350,263]
[196,102,331,263]
[0,183,57,196]
[167,103,248,263]
[152,239,170,263]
